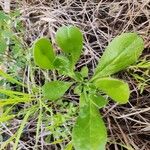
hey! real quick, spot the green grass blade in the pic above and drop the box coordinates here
[0,98,33,107]
[0,89,31,98]
[13,110,31,150]
[0,114,15,122]
[0,69,27,87]
[34,99,42,149]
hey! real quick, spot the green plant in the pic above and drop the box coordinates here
[0,11,38,149]
[33,25,144,150]
[0,11,26,79]
[128,55,150,94]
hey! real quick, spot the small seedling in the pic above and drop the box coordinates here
[33,25,144,150]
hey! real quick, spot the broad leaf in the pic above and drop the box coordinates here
[80,66,88,78]
[90,94,108,108]
[33,38,55,69]
[94,78,130,104]
[53,55,70,74]
[55,25,83,68]
[92,33,144,80]
[74,84,82,96]
[72,95,107,150]
[42,81,72,100]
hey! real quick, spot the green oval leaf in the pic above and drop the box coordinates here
[80,66,89,78]
[53,55,70,75]
[74,84,82,96]
[33,38,55,69]
[42,81,72,100]
[94,78,130,104]
[72,95,107,150]
[55,25,83,67]
[93,33,144,80]
[90,94,108,108]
